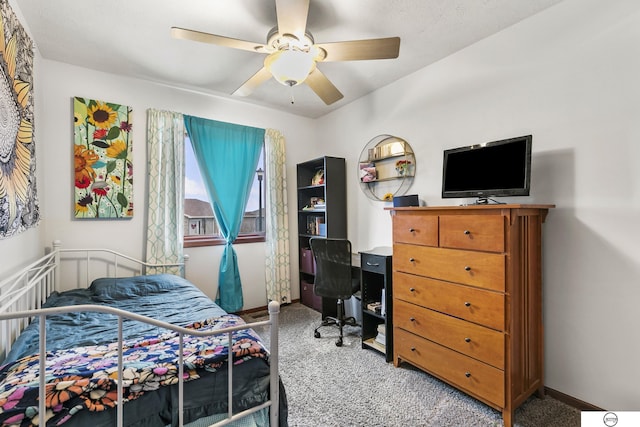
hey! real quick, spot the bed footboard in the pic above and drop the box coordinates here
[0,241,281,427]
[0,302,280,427]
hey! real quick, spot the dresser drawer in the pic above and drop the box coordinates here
[394,244,505,292]
[440,215,505,253]
[395,328,505,407]
[392,212,438,246]
[394,299,504,368]
[394,272,504,330]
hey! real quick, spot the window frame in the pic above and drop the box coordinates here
[184,232,265,248]
[183,140,266,248]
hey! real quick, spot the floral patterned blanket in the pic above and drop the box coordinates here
[0,315,267,427]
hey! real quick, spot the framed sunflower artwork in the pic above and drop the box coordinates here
[73,97,133,219]
[0,0,39,238]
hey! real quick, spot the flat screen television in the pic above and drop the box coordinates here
[441,135,532,202]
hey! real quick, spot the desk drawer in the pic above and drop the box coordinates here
[393,212,438,246]
[394,272,504,330]
[440,215,505,253]
[394,299,504,368]
[360,252,387,274]
[395,328,504,407]
[394,244,505,291]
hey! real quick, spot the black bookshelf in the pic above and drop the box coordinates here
[297,156,346,317]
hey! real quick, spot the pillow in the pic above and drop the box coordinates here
[44,288,94,307]
[89,274,192,300]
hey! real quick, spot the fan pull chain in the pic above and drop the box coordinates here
[289,84,295,104]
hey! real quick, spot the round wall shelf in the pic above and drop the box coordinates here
[358,134,415,201]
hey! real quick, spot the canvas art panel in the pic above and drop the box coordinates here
[73,97,133,218]
[0,0,39,238]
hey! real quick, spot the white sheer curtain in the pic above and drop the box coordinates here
[145,109,185,275]
[264,129,291,303]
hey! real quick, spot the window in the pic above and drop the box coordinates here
[184,137,265,247]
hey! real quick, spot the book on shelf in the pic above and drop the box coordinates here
[377,323,386,335]
[375,333,386,345]
[306,216,326,236]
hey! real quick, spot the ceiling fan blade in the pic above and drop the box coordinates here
[232,67,273,97]
[275,0,309,38]
[171,27,265,53]
[305,68,343,105]
[316,37,400,61]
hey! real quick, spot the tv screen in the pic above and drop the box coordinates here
[442,135,532,201]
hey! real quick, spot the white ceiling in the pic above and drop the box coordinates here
[16,0,563,118]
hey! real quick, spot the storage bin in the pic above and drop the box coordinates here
[300,248,316,274]
[344,292,362,324]
[300,279,315,308]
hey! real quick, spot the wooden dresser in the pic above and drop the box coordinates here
[389,204,553,427]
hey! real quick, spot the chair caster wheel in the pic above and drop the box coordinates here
[336,339,343,347]
[314,331,321,338]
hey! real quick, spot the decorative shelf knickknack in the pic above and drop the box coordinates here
[358,135,416,201]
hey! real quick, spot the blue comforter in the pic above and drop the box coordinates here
[4,274,228,365]
[0,274,285,427]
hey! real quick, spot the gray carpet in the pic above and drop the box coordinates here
[248,303,580,427]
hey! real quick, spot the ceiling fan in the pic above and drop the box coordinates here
[171,0,400,105]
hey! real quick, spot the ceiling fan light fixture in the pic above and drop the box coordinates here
[265,48,316,87]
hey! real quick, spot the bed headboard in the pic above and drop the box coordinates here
[55,241,187,290]
[0,240,187,362]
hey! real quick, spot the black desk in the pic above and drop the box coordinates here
[359,247,393,362]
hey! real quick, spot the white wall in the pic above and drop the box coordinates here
[4,0,639,411]
[33,59,315,307]
[317,0,640,412]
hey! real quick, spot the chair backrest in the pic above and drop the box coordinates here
[309,238,354,300]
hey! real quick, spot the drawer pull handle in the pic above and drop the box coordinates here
[464,230,471,235]
[409,257,415,263]
[366,262,380,267]
[465,337,471,343]
[464,301,471,307]
[410,347,416,352]
[464,265,471,271]
[409,228,415,233]
[465,372,472,378]
[409,287,415,292]
[409,317,416,322]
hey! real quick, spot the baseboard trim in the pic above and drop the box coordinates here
[238,300,298,316]
[238,305,269,316]
[545,387,602,411]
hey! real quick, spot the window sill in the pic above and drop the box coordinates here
[184,233,266,248]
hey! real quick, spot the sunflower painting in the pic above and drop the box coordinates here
[73,97,133,219]
[0,0,39,238]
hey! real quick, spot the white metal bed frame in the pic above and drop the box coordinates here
[0,241,280,427]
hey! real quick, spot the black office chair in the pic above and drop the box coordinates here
[309,237,360,347]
